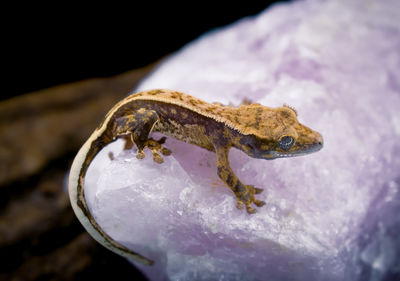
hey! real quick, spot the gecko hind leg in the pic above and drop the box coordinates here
[114,109,170,163]
[133,135,172,164]
[122,135,172,162]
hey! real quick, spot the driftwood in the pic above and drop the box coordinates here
[0,64,156,281]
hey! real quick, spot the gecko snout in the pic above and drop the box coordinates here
[311,132,323,152]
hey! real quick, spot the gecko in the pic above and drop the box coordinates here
[68,89,323,265]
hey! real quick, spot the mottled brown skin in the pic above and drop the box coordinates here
[69,89,323,264]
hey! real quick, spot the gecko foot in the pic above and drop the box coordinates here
[236,201,258,214]
[154,136,172,156]
[145,137,172,164]
[235,185,266,214]
[133,137,172,163]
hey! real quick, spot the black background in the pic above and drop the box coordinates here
[3,1,289,101]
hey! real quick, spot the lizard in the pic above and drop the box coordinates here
[68,89,323,265]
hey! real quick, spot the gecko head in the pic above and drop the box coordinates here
[238,105,323,159]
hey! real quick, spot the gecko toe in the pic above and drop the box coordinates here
[246,185,263,195]
[255,200,266,207]
[254,187,264,194]
[236,201,245,210]
[246,205,257,214]
[146,138,172,158]
[161,147,172,156]
[136,151,145,159]
[157,136,167,144]
[152,153,164,164]
[235,185,266,213]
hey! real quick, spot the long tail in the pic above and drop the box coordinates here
[68,129,154,265]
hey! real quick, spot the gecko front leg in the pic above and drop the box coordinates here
[114,108,171,163]
[215,145,265,214]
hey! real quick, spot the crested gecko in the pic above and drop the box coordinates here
[68,89,323,265]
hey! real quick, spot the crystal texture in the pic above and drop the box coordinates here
[85,0,400,280]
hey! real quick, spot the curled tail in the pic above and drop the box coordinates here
[68,130,154,265]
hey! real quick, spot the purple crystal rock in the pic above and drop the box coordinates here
[84,0,400,280]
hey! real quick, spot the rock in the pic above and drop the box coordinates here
[85,0,400,280]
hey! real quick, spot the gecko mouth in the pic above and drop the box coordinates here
[277,141,323,158]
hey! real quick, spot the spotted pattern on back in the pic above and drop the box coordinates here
[106,89,292,139]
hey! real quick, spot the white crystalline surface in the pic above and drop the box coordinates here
[85,0,400,280]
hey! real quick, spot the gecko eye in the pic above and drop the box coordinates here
[278,136,294,150]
